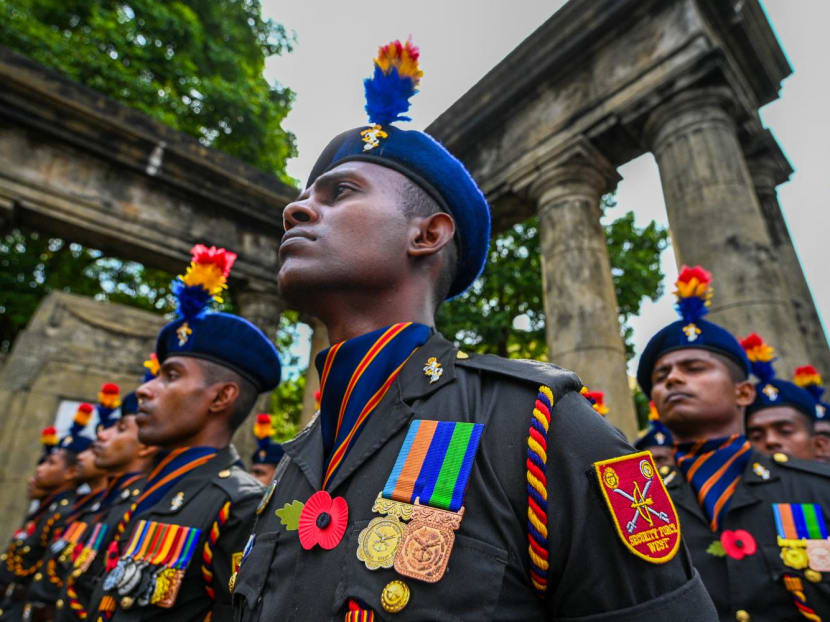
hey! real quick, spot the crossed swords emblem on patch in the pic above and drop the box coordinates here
[611,461,671,534]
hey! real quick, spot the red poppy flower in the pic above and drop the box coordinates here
[298,491,348,550]
[720,529,757,559]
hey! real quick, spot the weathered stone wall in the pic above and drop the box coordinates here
[0,293,164,540]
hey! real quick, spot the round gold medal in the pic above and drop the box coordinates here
[356,516,404,570]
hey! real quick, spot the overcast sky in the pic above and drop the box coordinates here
[261,1,829,374]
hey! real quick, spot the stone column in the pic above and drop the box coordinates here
[528,146,637,439]
[746,142,830,375]
[300,317,329,427]
[645,88,809,375]
[232,286,284,461]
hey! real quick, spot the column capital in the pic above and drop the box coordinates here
[743,129,793,198]
[644,86,739,151]
[515,136,620,208]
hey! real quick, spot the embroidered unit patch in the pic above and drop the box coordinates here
[594,451,681,564]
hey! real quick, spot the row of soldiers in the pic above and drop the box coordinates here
[1,37,829,621]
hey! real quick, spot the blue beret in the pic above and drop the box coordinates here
[637,318,750,398]
[746,379,821,422]
[307,125,491,299]
[121,392,139,416]
[60,433,93,454]
[251,441,285,465]
[634,419,674,450]
[156,313,281,393]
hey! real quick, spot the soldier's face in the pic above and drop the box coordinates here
[134,357,215,448]
[278,161,412,309]
[250,463,276,487]
[26,475,47,500]
[34,450,76,491]
[93,415,143,471]
[76,448,107,484]
[650,349,754,438]
[746,407,816,460]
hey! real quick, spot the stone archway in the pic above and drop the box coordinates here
[427,0,828,438]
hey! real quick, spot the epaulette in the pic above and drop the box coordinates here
[454,351,582,398]
[211,464,264,502]
[770,453,830,478]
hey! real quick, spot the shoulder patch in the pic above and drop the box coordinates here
[455,352,582,397]
[594,451,681,564]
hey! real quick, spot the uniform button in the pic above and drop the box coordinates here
[773,452,789,463]
[735,610,750,621]
[60,499,69,506]
[218,469,231,479]
[659,465,671,476]
[33,572,42,581]
[381,580,410,613]
[456,351,469,359]
[22,545,31,553]
[805,569,822,583]
[56,599,64,609]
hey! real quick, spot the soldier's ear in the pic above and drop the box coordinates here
[814,433,830,459]
[407,212,455,258]
[208,382,240,415]
[735,380,756,407]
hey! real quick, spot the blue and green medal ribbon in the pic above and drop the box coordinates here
[773,503,829,540]
[383,420,483,512]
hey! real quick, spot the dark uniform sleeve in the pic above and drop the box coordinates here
[207,473,261,622]
[540,389,715,620]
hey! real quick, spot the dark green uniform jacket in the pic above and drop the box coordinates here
[88,446,262,622]
[233,334,716,621]
[55,476,147,622]
[0,490,76,621]
[663,450,830,621]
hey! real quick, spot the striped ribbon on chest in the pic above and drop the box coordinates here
[774,503,829,541]
[317,322,431,489]
[675,434,751,531]
[382,420,483,512]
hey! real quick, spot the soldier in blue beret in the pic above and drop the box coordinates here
[634,402,676,470]
[742,335,829,462]
[54,384,160,622]
[793,366,830,462]
[86,245,280,622]
[248,414,284,487]
[232,39,715,621]
[638,265,830,620]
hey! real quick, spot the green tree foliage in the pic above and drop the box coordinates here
[0,229,175,351]
[0,0,296,181]
[0,0,297,350]
[437,195,670,363]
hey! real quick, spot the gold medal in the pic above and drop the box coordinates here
[356,516,404,570]
[157,569,184,608]
[781,546,809,570]
[394,504,464,583]
[372,492,414,521]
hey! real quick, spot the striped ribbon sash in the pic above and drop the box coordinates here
[774,503,829,543]
[675,434,751,531]
[316,322,431,489]
[383,420,484,512]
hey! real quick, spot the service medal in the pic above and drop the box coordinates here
[807,539,830,571]
[357,516,404,570]
[394,504,464,583]
[118,561,146,596]
[157,569,184,608]
[103,559,126,591]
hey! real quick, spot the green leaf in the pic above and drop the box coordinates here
[275,500,304,531]
[706,540,726,557]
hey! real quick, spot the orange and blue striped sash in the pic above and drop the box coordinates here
[675,434,751,531]
[316,322,431,489]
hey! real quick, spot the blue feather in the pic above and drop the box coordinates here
[675,297,709,324]
[172,279,213,321]
[364,67,417,126]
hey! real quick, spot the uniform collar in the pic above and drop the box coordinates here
[283,332,460,492]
